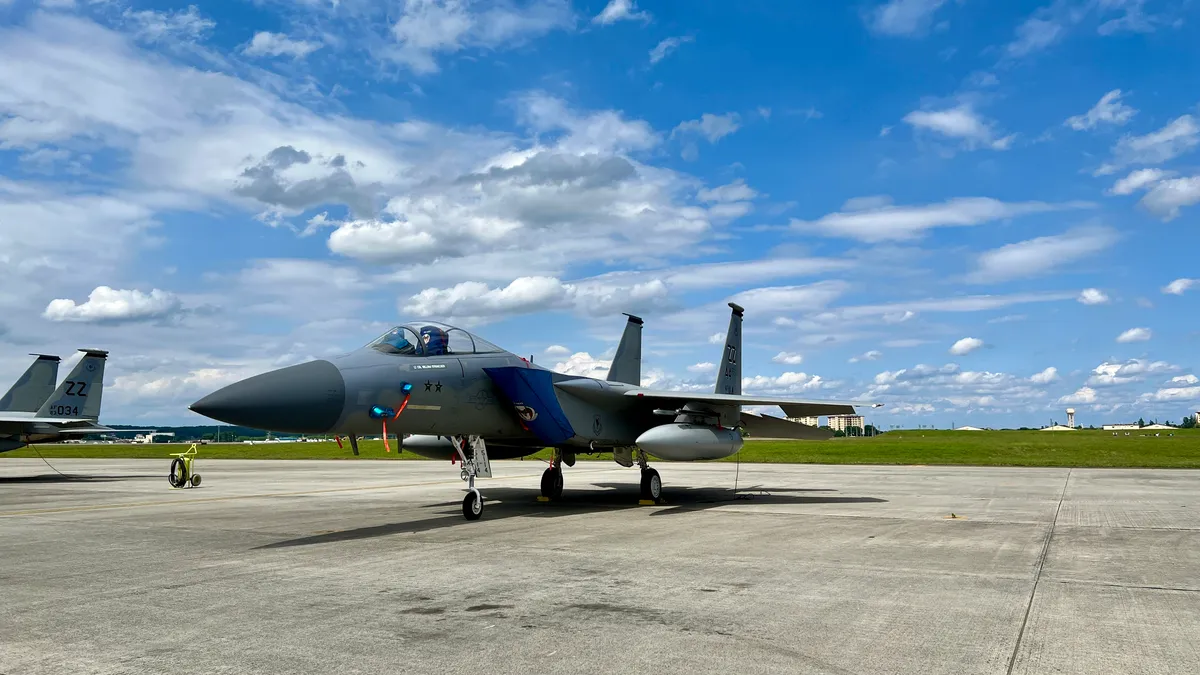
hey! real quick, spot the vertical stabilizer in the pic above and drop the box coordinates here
[36,349,107,420]
[714,303,743,395]
[0,355,61,412]
[606,313,643,386]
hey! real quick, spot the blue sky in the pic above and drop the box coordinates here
[0,0,1197,428]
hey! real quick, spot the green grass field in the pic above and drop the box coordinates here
[7,429,1200,468]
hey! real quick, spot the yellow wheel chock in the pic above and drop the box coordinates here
[168,443,202,489]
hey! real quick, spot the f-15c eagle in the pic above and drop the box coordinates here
[0,350,113,453]
[191,304,880,520]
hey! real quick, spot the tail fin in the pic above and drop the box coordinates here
[0,354,60,413]
[714,303,743,395]
[606,313,643,385]
[35,349,107,420]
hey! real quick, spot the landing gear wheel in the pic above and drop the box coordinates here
[190,474,202,488]
[463,489,483,520]
[168,458,188,488]
[640,468,662,502]
[540,466,565,500]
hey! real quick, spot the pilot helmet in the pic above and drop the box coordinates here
[420,326,449,355]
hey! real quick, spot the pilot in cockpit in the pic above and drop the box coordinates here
[420,325,449,355]
[380,328,418,355]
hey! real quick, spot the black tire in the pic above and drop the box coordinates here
[190,474,202,487]
[462,490,483,520]
[168,458,188,488]
[550,467,564,500]
[640,468,661,502]
[540,467,554,497]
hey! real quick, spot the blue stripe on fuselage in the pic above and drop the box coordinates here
[482,367,575,445]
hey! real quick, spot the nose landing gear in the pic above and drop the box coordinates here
[452,436,490,521]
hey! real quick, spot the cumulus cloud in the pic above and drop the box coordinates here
[864,0,950,37]
[1116,327,1152,343]
[903,105,1014,151]
[402,275,670,320]
[552,352,611,379]
[649,35,694,64]
[543,344,570,357]
[1171,374,1199,386]
[949,337,984,356]
[771,351,804,365]
[1065,90,1136,130]
[792,197,1092,243]
[1059,386,1097,404]
[388,0,573,74]
[1162,278,1196,295]
[1139,176,1200,221]
[1095,115,1199,175]
[242,32,322,59]
[1078,288,1110,305]
[1138,386,1200,403]
[698,179,757,203]
[233,145,377,217]
[687,362,716,373]
[967,226,1118,284]
[1088,359,1176,386]
[1006,17,1063,58]
[43,286,182,323]
[742,372,826,394]
[1107,168,1173,196]
[1030,367,1059,384]
[850,350,883,363]
[593,0,650,25]
[672,112,741,143]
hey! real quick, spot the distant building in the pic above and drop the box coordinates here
[1195,411,1200,425]
[955,426,985,431]
[1041,425,1076,432]
[788,416,820,427]
[1104,423,1175,431]
[828,414,865,432]
[1066,408,1076,428]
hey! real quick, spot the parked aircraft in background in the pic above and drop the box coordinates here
[0,350,113,453]
[191,305,880,520]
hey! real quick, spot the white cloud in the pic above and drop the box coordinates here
[552,352,611,379]
[850,350,883,363]
[672,112,740,143]
[1089,359,1176,386]
[771,351,804,365]
[792,197,1092,243]
[708,332,724,345]
[865,0,949,37]
[1095,115,1200,175]
[242,32,322,59]
[1162,279,1196,295]
[1065,90,1136,130]
[649,35,694,64]
[1139,176,1200,221]
[902,105,1013,151]
[593,0,649,25]
[401,275,671,320]
[967,226,1118,284]
[1059,386,1097,404]
[1006,17,1064,58]
[1107,168,1173,196]
[742,372,826,394]
[1116,327,1152,343]
[123,5,214,43]
[1030,367,1059,384]
[388,0,573,74]
[1078,288,1110,305]
[43,286,181,323]
[687,362,716,373]
[544,344,570,357]
[949,337,984,356]
[698,179,757,203]
[1139,386,1200,403]
[1171,374,1199,386]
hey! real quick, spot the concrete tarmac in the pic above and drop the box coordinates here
[1,458,1197,675]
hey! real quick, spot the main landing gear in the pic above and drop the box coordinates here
[637,449,662,503]
[452,436,491,521]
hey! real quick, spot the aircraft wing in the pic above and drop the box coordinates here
[622,389,881,416]
[0,414,93,424]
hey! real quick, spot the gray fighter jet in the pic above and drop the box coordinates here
[0,350,113,453]
[190,305,879,520]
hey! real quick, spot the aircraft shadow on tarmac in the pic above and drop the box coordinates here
[0,473,164,483]
[257,484,887,549]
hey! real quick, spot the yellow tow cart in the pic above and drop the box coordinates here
[168,444,202,488]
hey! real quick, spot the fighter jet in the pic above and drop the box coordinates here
[0,350,113,453]
[190,304,879,520]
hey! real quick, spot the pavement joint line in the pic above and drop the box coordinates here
[0,468,615,518]
[1006,467,1072,675]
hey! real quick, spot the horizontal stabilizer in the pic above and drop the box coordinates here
[624,389,878,412]
[741,413,834,440]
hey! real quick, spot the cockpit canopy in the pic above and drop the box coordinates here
[367,322,505,357]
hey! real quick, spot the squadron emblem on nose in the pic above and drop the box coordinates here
[514,405,538,422]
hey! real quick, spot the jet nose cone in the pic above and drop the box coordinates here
[190,360,346,434]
